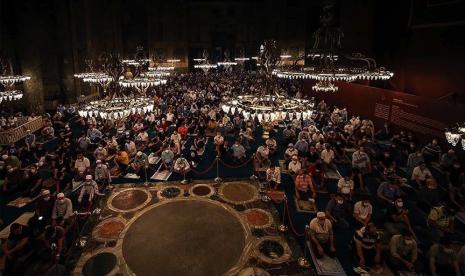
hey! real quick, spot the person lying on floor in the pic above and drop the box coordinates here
[308,212,336,259]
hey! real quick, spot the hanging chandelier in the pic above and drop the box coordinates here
[221,95,314,123]
[445,124,465,150]
[0,57,30,103]
[221,40,314,124]
[272,2,393,92]
[312,80,338,92]
[217,50,237,68]
[74,47,166,119]
[194,49,217,73]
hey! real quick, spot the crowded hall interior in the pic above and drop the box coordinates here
[1,0,465,275]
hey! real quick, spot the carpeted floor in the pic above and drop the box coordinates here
[2,123,458,275]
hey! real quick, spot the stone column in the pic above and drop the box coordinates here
[15,2,45,114]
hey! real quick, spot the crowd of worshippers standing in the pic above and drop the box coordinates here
[1,71,465,275]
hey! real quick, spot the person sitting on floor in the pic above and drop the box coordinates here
[325,193,350,229]
[266,165,281,190]
[377,178,403,207]
[353,222,382,271]
[428,203,465,244]
[428,236,461,276]
[385,197,414,236]
[284,143,298,164]
[352,146,371,191]
[94,160,111,189]
[160,145,175,171]
[213,131,224,157]
[308,212,336,259]
[389,229,421,273]
[308,160,326,191]
[52,193,73,225]
[39,224,66,263]
[35,189,55,224]
[294,169,316,201]
[412,161,433,188]
[93,145,107,162]
[1,223,30,275]
[115,148,129,173]
[173,157,191,175]
[337,172,354,200]
[320,143,336,170]
[130,151,148,176]
[353,195,373,227]
[170,130,182,155]
[265,136,277,156]
[78,175,99,209]
[231,139,246,163]
[74,153,90,180]
[256,143,270,168]
[288,155,302,178]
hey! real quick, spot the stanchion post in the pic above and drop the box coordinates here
[214,155,222,183]
[250,153,258,180]
[181,170,188,185]
[143,164,149,186]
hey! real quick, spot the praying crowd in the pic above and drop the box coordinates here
[0,70,465,275]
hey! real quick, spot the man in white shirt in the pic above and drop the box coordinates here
[352,146,371,191]
[125,139,137,157]
[94,160,111,187]
[171,130,183,155]
[288,155,302,177]
[166,111,175,123]
[353,197,373,226]
[74,153,90,177]
[284,143,298,163]
[93,146,108,161]
[256,144,270,167]
[213,132,224,156]
[337,174,354,199]
[320,144,335,166]
[266,165,281,190]
[411,162,433,187]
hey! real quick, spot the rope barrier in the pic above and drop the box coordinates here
[190,157,217,175]
[218,155,255,169]
[283,197,306,237]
